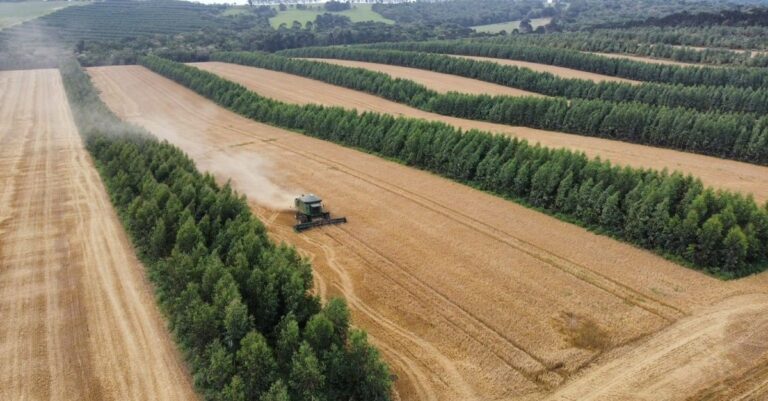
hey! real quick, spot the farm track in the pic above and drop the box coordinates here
[445,54,641,84]
[297,58,544,97]
[191,61,768,204]
[0,69,197,401]
[89,65,768,401]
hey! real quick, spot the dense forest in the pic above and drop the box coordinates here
[59,59,393,401]
[554,0,753,29]
[0,0,261,69]
[0,0,473,69]
[369,0,738,30]
[616,6,768,29]
[141,55,768,278]
[217,51,768,166]
[568,26,768,51]
[363,40,768,89]
[73,18,471,67]
[0,0,238,44]
[372,0,554,26]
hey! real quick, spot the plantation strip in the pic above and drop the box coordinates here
[142,55,768,278]
[363,41,768,89]
[475,32,768,67]
[301,58,543,97]
[60,59,392,401]
[214,51,768,167]
[448,54,639,84]
[278,47,768,115]
[191,60,768,205]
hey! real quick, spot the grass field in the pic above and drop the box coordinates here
[0,1,81,29]
[269,4,392,28]
[471,17,551,33]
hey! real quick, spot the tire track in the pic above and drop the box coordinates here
[0,69,198,401]
[258,210,467,401]
[182,100,685,325]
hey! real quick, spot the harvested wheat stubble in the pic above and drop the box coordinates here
[89,64,768,401]
[298,57,544,97]
[585,51,705,67]
[673,45,768,57]
[191,61,768,204]
[446,54,641,84]
[0,69,197,401]
[546,294,768,401]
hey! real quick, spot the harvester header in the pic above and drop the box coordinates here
[293,194,347,232]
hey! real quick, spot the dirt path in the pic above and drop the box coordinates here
[191,61,768,204]
[446,54,640,84]
[88,65,768,401]
[0,69,197,401]
[298,58,544,97]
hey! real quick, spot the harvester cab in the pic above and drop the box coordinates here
[294,194,347,232]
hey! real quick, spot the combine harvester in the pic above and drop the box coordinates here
[293,194,347,232]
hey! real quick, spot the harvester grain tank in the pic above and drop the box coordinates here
[293,194,347,232]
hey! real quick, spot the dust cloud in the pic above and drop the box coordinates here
[206,150,300,211]
[110,96,301,212]
[0,16,69,70]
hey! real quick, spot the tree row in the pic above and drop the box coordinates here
[362,40,768,90]
[278,46,768,115]
[60,59,392,401]
[141,55,768,278]
[481,32,768,67]
[371,0,554,27]
[230,50,768,165]
[590,26,768,51]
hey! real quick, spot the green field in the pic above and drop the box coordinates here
[0,1,82,29]
[471,17,551,33]
[269,4,393,28]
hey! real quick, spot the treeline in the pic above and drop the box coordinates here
[215,51,768,166]
[73,18,472,67]
[575,26,768,51]
[371,0,554,27]
[278,46,768,115]
[362,40,768,90]
[141,55,768,277]
[482,32,768,67]
[554,0,730,30]
[324,1,350,12]
[59,59,392,401]
[211,51,437,105]
[2,0,236,44]
[619,7,768,29]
